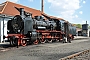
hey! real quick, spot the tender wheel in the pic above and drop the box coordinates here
[33,40,39,45]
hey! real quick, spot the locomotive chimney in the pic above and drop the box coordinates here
[41,0,44,12]
[20,8,24,18]
[86,21,87,24]
[15,7,25,18]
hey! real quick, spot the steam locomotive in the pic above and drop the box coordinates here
[5,7,76,47]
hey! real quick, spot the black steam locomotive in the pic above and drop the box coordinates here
[5,7,76,47]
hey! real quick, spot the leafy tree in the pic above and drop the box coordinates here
[74,24,82,28]
[88,26,90,29]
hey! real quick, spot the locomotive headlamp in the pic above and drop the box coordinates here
[18,30,20,32]
[30,33,31,36]
[30,33,31,35]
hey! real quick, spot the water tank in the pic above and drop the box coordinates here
[82,24,88,30]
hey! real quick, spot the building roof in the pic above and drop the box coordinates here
[0,1,42,17]
[41,12,69,22]
[41,12,63,20]
[0,2,6,13]
[0,1,67,21]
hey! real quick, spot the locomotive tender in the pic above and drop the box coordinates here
[5,7,76,47]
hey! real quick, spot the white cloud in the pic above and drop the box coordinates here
[47,0,84,23]
[29,0,33,2]
[75,15,78,18]
[82,20,88,24]
[79,11,83,14]
[83,1,86,4]
[7,0,18,2]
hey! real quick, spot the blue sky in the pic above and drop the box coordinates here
[0,0,90,24]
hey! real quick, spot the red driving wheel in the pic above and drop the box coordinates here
[40,39,46,43]
[33,40,39,45]
[21,39,27,46]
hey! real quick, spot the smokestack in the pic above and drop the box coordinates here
[20,8,24,16]
[86,21,87,24]
[15,7,25,18]
[41,0,44,12]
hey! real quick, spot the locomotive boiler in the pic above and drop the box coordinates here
[33,16,57,30]
[5,7,76,47]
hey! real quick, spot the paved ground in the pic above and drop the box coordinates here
[74,36,89,40]
[0,37,90,60]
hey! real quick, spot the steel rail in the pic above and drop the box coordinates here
[60,49,90,60]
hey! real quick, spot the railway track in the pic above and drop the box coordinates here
[60,49,90,60]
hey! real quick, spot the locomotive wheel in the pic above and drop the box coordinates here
[48,39,52,43]
[58,39,62,42]
[21,39,27,46]
[33,40,39,45]
[40,39,46,44]
[56,39,60,42]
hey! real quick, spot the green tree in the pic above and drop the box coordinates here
[74,24,82,28]
[88,26,90,29]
